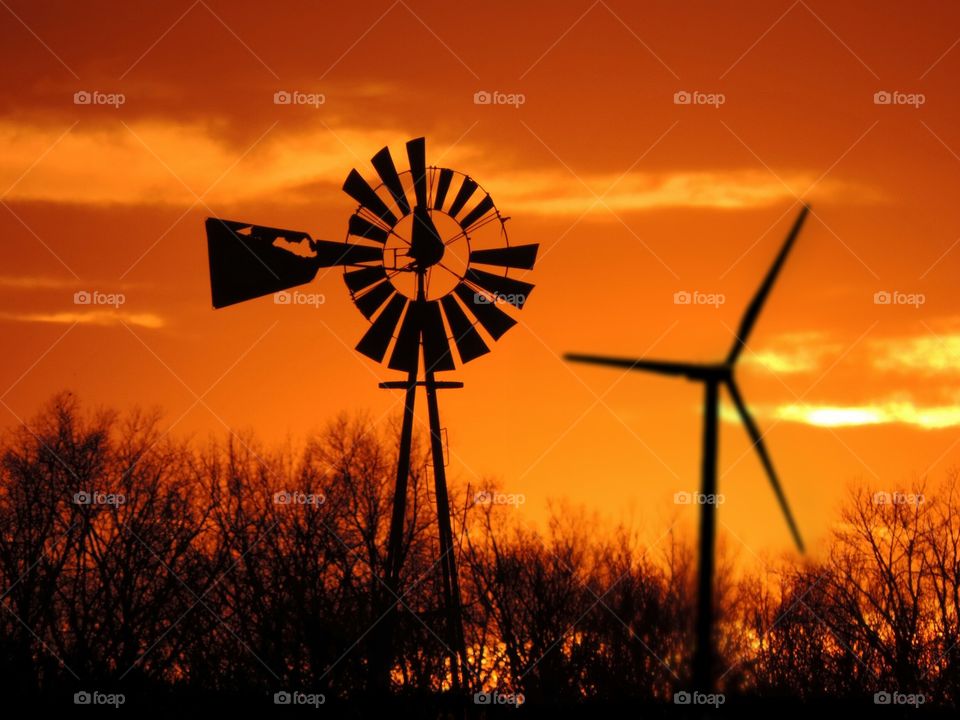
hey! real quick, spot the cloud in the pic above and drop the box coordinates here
[0,311,165,329]
[741,332,842,375]
[772,401,960,429]
[0,120,875,213]
[872,333,960,375]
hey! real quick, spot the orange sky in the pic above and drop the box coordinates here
[2,0,960,561]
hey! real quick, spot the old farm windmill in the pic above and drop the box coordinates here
[566,206,809,692]
[204,137,539,691]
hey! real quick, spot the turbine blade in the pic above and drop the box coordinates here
[206,218,320,308]
[421,300,456,372]
[458,193,494,230]
[388,300,422,372]
[725,379,805,552]
[356,294,406,362]
[448,177,478,218]
[454,282,516,340]
[348,214,389,244]
[465,268,534,308]
[371,146,411,216]
[312,240,382,266]
[344,265,387,294]
[343,169,398,227]
[406,137,428,209]
[564,354,714,379]
[469,244,539,270]
[728,205,810,364]
[354,280,395,319]
[440,294,490,363]
[433,168,454,210]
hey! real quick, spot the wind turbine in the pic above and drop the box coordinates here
[565,205,810,692]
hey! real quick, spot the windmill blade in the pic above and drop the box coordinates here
[407,137,428,209]
[344,266,387,294]
[388,300,422,371]
[440,295,490,363]
[469,244,539,270]
[725,379,805,552]
[421,300,456,372]
[465,268,534,309]
[354,280,395,319]
[356,294,406,362]
[448,177,478,218]
[434,168,454,210]
[371,146,411,217]
[206,218,320,308]
[312,240,382,266]
[454,283,516,340]
[728,205,810,364]
[564,354,717,380]
[458,194,495,230]
[343,169,398,227]
[348,214,389,244]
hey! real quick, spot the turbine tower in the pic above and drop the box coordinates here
[565,205,810,692]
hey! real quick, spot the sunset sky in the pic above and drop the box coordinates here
[2,0,960,560]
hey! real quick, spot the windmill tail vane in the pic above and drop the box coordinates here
[203,137,540,694]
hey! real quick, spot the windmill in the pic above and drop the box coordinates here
[204,137,539,692]
[564,206,809,692]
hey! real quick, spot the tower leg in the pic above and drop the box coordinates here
[692,379,719,692]
[373,364,418,692]
[425,370,468,693]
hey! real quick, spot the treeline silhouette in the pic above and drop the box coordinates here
[0,393,957,710]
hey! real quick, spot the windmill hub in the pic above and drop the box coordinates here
[409,206,446,268]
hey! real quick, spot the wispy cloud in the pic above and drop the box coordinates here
[742,332,842,375]
[0,120,876,213]
[872,333,960,375]
[0,311,164,329]
[754,400,960,429]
